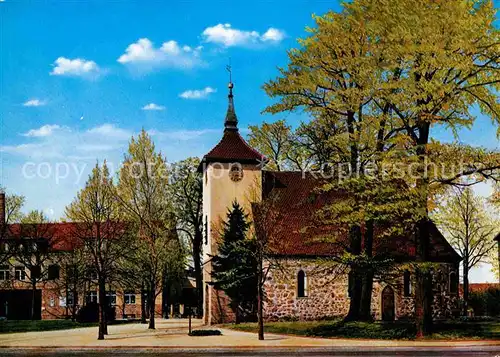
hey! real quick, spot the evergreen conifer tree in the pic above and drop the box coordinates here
[211,201,257,323]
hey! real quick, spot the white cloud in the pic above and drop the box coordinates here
[261,28,285,42]
[22,124,62,137]
[50,57,101,78]
[23,99,46,107]
[202,24,285,47]
[86,124,131,139]
[179,87,216,99]
[117,38,203,70]
[142,103,166,111]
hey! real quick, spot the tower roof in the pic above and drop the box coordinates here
[199,82,266,171]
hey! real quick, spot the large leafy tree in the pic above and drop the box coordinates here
[0,188,25,265]
[117,129,180,330]
[263,4,414,322]
[435,187,498,315]
[248,120,310,171]
[211,201,257,324]
[361,0,500,336]
[14,210,55,320]
[169,157,204,317]
[264,0,500,335]
[65,161,132,340]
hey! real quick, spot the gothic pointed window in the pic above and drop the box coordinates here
[297,270,307,297]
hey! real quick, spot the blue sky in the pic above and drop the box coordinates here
[0,1,498,281]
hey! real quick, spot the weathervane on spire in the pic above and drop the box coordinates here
[226,58,233,92]
[224,58,237,131]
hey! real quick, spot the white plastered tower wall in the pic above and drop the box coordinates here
[202,162,262,324]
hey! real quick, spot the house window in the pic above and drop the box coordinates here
[106,291,117,306]
[15,266,26,281]
[403,270,412,297]
[30,265,41,279]
[47,264,60,280]
[297,270,307,297]
[449,271,458,294]
[124,291,136,305]
[67,291,76,306]
[59,296,67,307]
[49,297,55,307]
[0,242,9,253]
[0,266,10,280]
[86,291,98,303]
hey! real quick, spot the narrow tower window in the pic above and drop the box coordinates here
[204,216,208,245]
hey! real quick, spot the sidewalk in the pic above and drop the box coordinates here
[1,318,499,350]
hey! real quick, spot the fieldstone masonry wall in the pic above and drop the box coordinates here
[263,258,459,321]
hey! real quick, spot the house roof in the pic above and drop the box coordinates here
[4,221,129,252]
[199,83,265,171]
[5,222,81,251]
[254,170,462,262]
[460,283,500,295]
[201,130,265,165]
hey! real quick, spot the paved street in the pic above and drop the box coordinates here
[1,318,500,355]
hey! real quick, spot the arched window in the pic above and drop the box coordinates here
[403,270,412,297]
[449,271,458,294]
[297,270,307,297]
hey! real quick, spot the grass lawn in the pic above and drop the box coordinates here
[225,319,500,340]
[0,319,139,334]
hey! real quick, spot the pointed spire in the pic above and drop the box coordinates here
[224,82,238,131]
[224,62,238,132]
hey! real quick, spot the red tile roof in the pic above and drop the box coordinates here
[460,283,500,295]
[200,130,266,168]
[4,221,128,252]
[254,170,461,262]
[5,222,81,251]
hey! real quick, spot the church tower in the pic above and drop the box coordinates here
[199,81,265,324]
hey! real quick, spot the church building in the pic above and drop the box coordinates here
[200,82,462,324]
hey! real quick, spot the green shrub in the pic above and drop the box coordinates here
[189,329,222,336]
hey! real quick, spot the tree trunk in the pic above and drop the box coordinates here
[141,283,147,324]
[462,260,469,317]
[359,220,374,321]
[193,233,203,318]
[72,288,77,322]
[497,240,500,284]
[97,279,106,340]
[148,281,156,329]
[414,121,433,338]
[257,257,264,341]
[345,225,362,321]
[415,218,433,338]
[31,277,37,321]
[234,301,241,325]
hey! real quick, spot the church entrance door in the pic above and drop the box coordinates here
[381,286,395,322]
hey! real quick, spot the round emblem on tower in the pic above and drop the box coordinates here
[229,164,243,182]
